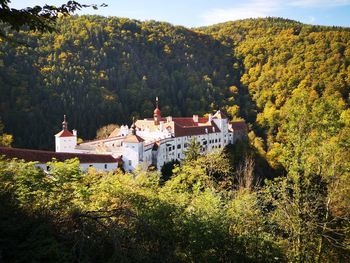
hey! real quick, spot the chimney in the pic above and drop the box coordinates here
[72,129,77,136]
[193,114,198,123]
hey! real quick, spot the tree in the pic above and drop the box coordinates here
[0,120,12,147]
[0,0,106,40]
[95,124,119,139]
[262,87,350,262]
[183,138,201,162]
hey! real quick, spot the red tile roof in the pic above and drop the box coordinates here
[142,116,222,137]
[144,117,209,127]
[174,121,221,137]
[154,107,161,115]
[230,121,248,131]
[0,147,120,164]
[171,117,209,126]
[55,129,74,137]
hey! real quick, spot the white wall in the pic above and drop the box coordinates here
[122,141,143,171]
[55,135,77,152]
[36,162,118,172]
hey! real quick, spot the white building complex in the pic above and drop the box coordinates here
[55,98,247,171]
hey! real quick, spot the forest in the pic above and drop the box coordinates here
[0,15,349,262]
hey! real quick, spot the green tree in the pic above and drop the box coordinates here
[0,120,12,146]
[0,0,106,40]
[183,138,201,162]
[95,123,119,139]
[263,87,350,262]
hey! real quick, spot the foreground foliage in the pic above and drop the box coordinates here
[0,15,349,262]
[0,141,349,262]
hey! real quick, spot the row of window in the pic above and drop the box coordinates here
[89,164,109,169]
[46,164,110,171]
[209,138,221,143]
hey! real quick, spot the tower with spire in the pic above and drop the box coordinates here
[122,117,145,171]
[55,115,77,152]
[154,97,161,125]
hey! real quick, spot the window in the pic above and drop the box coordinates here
[128,160,132,166]
[172,146,175,150]
[89,164,93,167]
[177,144,181,149]
[104,164,107,169]
[46,165,50,171]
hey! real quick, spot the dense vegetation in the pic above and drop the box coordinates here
[199,18,350,169]
[0,16,349,262]
[0,15,235,149]
[1,138,349,262]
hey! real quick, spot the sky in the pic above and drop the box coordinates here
[10,0,350,28]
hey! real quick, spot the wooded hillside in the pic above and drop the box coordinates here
[0,15,235,149]
[0,16,349,170]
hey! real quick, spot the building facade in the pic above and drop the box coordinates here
[55,98,248,171]
[0,146,121,172]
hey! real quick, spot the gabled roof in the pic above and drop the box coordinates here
[137,115,224,137]
[230,121,248,131]
[108,127,120,138]
[171,117,209,126]
[174,121,221,137]
[0,147,120,164]
[213,110,226,119]
[123,134,145,143]
[55,129,74,137]
[139,117,210,129]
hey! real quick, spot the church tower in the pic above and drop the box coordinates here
[154,97,161,125]
[122,117,145,171]
[55,115,77,152]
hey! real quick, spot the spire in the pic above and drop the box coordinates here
[131,117,136,135]
[154,97,161,125]
[62,115,68,130]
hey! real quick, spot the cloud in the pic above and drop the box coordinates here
[200,0,350,26]
[289,0,350,7]
[200,0,281,25]
[308,16,316,23]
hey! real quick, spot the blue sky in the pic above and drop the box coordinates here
[10,0,350,27]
